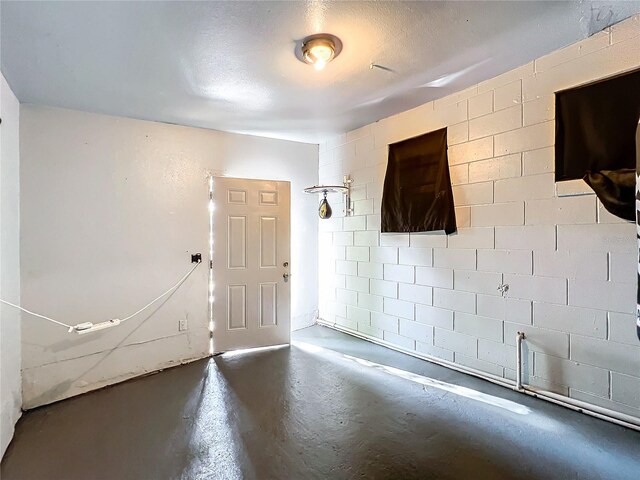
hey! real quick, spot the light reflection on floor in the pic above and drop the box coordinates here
[220,344,289,358]
[293,340,531,415]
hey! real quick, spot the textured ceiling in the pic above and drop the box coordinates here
[2,1,639,143]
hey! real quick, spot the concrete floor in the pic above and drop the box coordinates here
[2,325,639,480]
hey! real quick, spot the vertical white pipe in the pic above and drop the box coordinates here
[515,331,525,391]
[318,320,640,430]
[343,175,353,216]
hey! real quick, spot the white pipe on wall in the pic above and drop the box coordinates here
[521,386,640,431]
[316,319,640,432]
[515,331,525,392]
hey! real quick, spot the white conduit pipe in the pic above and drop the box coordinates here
[513,331,640,431]
[317,319,640,432]
[515,331,525,392]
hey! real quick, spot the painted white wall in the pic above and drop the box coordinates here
[318,15,640,419]
[1,71,22,456]
[20,106,318,408]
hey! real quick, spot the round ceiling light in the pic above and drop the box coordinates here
[300,34,342,71]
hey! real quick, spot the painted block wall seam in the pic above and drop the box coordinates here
[318,15,640,419]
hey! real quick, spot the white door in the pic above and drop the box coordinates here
[211,177,291,353]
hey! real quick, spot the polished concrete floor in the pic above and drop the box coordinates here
[2,325,639,480]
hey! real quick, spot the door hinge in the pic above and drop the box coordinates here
[209,260,213,269]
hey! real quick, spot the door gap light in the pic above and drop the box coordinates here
[300,34,342,71]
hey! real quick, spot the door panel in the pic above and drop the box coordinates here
[212,177,290,352]
[228,189,247,204]
[260,216,277,268]
[227,216,247,269]
[259,283,278,327]
[228,285,247,330]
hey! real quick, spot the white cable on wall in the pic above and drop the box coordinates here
[0,261,201,334]
[118,261,201,323]
[0,300,73,330]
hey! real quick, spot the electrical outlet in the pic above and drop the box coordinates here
[178,319,188,332]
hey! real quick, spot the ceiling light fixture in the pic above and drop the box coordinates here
[300,33,342,71]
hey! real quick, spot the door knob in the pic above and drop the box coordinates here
[283,273,290,280]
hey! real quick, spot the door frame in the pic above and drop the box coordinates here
[208,175,292,354]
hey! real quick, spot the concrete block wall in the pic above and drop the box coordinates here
[317,15,640,419]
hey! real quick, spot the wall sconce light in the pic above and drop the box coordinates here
[304,175,353,219]
[300,33,342,71]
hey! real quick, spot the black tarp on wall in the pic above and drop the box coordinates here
[381,128,456,234]
[556,69,640,221]
[636,122,640,341]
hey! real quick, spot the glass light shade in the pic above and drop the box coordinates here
[302,37,337,70]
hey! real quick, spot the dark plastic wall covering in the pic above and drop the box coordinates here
[381,128,456,235]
